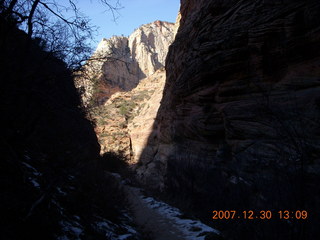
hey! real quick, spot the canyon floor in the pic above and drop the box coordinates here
[110,173,219,240]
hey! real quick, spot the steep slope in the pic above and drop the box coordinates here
[136,0,320,239]
[92,69,166,160]
[87,19,179,160]
[75,20,175,106]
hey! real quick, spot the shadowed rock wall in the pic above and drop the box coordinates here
[136,0,320,238]
[0,17,138,240]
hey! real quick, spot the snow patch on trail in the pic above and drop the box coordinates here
[21,161,42,189]
[125,185,220,240]
[142,195,219,240]
[57,216,137,240]
[94,218,138,240]
[57,220,84,240]
[29,178,40,188]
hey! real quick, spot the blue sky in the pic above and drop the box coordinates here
[74,0,180,46]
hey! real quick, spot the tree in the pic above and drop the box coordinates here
[0,0,122,69]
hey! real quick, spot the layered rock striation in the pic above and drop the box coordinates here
[76,20,175,106]
[92,69,166,160]
[136,0,320,238]
[87,20,178,159]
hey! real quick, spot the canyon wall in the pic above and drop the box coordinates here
[93,69,166,160]
[76,21,175,106]
[89,19,179,159]
[0,17,139,240]
[136,0,320,238]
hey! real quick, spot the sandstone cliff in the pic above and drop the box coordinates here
[76,21,175,106]
[136,0,320,238]
[92,69,166,161]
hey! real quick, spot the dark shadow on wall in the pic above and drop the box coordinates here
[135,0,320,239]
[0,17,129,239]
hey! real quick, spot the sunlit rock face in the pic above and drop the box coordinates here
[86,20,177,158]
[76,21,175,106]
[128,21,176,78]
[95,36,139,90]
[92,69,166,160]
[128,69,166,164]
[136,0,320,237]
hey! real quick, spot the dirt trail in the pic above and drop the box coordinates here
[108,172,218,240]
[125,186,188,240]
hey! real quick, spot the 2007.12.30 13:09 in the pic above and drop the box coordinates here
[212,210,308,220]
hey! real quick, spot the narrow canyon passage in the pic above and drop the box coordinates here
[125,186,187,240]
[2,0,319,238]
[122,182,219,240]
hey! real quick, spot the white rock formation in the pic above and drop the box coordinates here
[76,20,176,106]
[128,20,175,78]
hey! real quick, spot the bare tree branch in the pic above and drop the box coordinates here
[1,0,122,69]
[27,0,40,37]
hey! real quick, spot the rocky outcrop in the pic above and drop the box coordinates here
[128,20,175,78]
[88,20,178,159]
[136,0,320,238]
[95,36,139,90]
[92,69,166,161]
[76,21,175,106]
